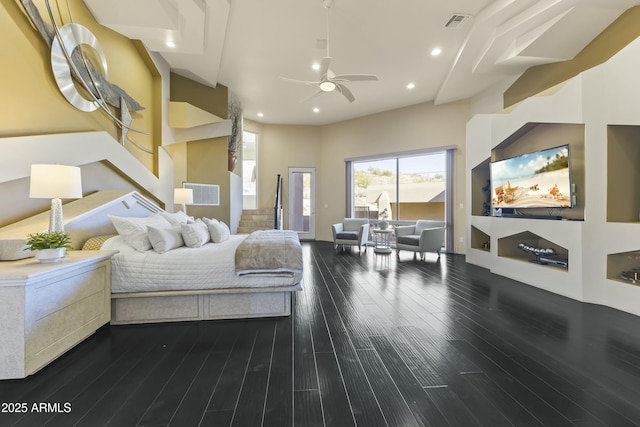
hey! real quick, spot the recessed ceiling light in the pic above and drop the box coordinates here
[312,63,320,70]
[313,108,320,113]
[407,83,415,90]
[431,47,442,56]
[257,112,264,118]
[166,41,176,48]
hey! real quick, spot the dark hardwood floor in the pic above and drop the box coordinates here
[3,241,640,426]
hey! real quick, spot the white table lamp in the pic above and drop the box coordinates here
[29,164,83,232]
[174,188,193,213]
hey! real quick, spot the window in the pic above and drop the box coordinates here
[347,148,455,252]
[242,131,257,209]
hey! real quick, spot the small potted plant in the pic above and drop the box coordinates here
[378,208,389,230]
[25,231,71,263]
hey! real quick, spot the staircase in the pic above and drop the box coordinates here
[237,208,275,234]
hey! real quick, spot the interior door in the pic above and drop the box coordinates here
[288,167,315,240]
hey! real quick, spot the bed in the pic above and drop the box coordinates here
[102,231,303,325]
[0,190,303,325]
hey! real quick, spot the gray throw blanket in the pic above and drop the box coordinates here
[235,230,303,277]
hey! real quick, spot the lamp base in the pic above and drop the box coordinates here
[49,198,65,233]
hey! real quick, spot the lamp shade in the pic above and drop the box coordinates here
[174,188,194,205]
[29,164,82,199]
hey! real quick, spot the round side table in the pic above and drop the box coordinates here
[372,228,393,254]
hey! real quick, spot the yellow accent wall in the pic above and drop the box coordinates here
[0,0,157,171]
[505,6,640,108]
[169,73,231,220]
[186,138,231,222]
[170,73,228,120]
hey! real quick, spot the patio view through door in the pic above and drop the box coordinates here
[348,149,454,252]
[288,167,315,240]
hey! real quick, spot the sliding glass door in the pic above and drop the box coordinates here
[348,149,453,251]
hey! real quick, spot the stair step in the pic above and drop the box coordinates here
[240,215,273,222]
[242,208,274,215]
[237,226,274,234]
[238,207,276,235]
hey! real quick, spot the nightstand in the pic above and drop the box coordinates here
[0,250,115,379]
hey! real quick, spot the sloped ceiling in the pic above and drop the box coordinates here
[84,0,640,125]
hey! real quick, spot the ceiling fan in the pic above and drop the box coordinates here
[280,0,378,103]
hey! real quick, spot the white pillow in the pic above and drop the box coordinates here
[0,239,32,260]
[108,213,169,236]
[181,219,210,248]
[123,229,152,252]
[147,225,184,253]
[158,210,194,226]
[203,217,230,243]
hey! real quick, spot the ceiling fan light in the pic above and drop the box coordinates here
[320,81,336,92]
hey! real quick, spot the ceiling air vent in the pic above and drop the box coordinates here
[445,13,472,29]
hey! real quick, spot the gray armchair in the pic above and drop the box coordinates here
[395,220,445,261]
[332,218,370,253]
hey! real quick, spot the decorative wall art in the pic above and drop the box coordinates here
[18,0,147,146]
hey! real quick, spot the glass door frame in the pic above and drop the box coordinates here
[288,167,316,240]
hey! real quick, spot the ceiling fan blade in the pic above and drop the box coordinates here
[320,57,332,79]
[332,74,378,82]
[301,89,324,103]
[336,83,355,103]
[280,76,320,86]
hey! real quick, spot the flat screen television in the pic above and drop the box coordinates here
[490,144,573,209]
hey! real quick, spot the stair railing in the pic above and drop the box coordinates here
[274,174,283,229]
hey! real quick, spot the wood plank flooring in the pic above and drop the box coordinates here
[2,241,640,426]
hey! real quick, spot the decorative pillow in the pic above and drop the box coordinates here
[203,217,230,243]
[158,210,194,226]
[108,213,170,236]
[123,230,153,252]
[181,219,210,248]
[147,225,184,253]
[81,234,117,251]
[0,239,32,260]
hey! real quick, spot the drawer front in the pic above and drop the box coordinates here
[25,263,110,363]
[112,295,203,323]
[27,264,108,321]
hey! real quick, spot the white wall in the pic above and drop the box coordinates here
[253,100,471,249]
[465,36,640,316]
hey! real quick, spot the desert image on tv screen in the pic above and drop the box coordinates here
[490,145,572,209]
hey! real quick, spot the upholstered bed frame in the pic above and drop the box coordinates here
[0,190,301,325]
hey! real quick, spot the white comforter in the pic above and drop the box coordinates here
[103,234,303,293]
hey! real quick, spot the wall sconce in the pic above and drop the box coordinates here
[174,188,193,213]
[29,164,83,232]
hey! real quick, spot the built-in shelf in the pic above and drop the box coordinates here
[607,125,640,223]
[470,225,490,252]
[465,37,640,315]
[607,250,640,285]
[471,158,491,216]
[498,231,568,270]
[491,122,586,221]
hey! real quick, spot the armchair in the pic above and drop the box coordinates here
[395,220,445,261]
[332,218,370,253]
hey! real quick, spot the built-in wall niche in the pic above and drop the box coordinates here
[607,250,640,285]
[498,231,568,270]
[471,158,491,216]
[491,122,585,221]
[470,225,490,251]
[607,125,640,223]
